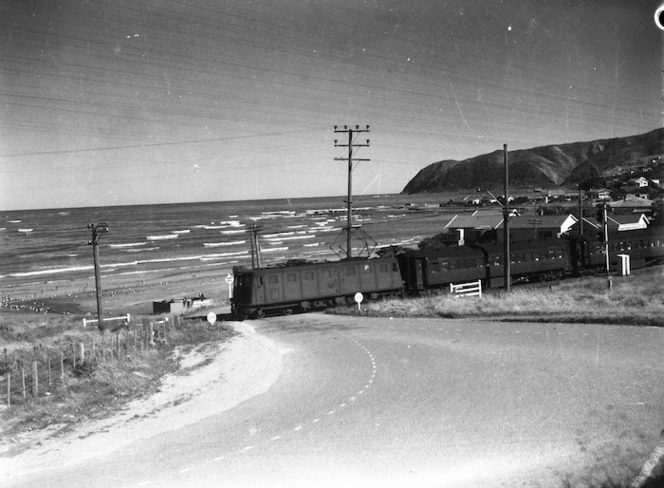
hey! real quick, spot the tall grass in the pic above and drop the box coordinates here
[0,314,235,444]
[333,268,664,326]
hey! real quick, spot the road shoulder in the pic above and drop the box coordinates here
[0,321,282,480]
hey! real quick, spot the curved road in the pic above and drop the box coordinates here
[5,314,664,487]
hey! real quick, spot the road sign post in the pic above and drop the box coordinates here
[354,292,363,311]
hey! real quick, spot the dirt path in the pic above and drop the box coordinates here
[0,321,283,481]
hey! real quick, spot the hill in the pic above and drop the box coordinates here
[402,127,664,194]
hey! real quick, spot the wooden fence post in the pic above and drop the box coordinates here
[149,322,155,346]
[21,366,26,398]
[92,339,96,363]
[72,342,77,367]
[47,354,52,389]
[60,350,65,387]
[6,373,10,407]
[79,342,85,365]
[32,361,38,397]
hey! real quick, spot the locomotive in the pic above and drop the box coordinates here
[230,224,664,320]
[231,256,403,320]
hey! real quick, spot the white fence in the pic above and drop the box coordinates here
[82,313,131,328]
[449,280,482,298]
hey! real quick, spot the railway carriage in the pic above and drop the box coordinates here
[231,256,403,320]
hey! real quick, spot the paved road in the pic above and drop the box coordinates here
[6,314,664,487]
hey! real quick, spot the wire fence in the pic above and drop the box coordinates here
[0,316,183,408]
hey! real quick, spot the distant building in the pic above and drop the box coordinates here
[588,188,611,200]
[577,213,650,233]
[629,176,649,188]
[609,196,653,214]
[444,211,576,244]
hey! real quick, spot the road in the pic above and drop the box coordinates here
[4,313,664,487]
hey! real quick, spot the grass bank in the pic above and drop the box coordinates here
[331,267,664,327]
[0,312,234,451]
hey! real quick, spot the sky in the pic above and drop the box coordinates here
[0,0,662,210]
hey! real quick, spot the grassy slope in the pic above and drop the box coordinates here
[331,267,664,327]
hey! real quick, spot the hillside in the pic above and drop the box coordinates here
[402,127,664,193]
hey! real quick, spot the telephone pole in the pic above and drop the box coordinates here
[248,224,263,269]
[88,222,108,332]
[334,125,370,260]
[503,144,511,293]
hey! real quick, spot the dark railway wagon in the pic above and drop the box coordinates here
[477,239,569,287]
[231,256,403,320]
[395,246,486,294]
[566,227,664,275]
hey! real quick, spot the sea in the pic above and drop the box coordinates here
[0,193,461,294]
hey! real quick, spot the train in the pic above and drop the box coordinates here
[230,225,664,320]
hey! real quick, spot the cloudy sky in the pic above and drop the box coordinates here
[1,0,661,210]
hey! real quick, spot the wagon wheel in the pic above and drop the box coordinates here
[253,309,265,319]
[282,308,293,316]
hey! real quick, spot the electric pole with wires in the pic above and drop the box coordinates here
[334,125,370,260]
[88,222,108,332]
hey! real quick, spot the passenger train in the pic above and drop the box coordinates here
[230,225,664,320]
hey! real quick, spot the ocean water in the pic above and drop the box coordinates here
[0,193,456,291]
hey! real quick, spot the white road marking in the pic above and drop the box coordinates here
[213,456,225,461]
[271,435,282,440]
[178,468,192,474]
[293,425,302,431]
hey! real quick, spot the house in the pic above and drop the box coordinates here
[629,177,649,188]
[588,188,611,200]
[576,213,650,233]
[609,196,653,214]
[507,214,578,241]
[444,211,576,244]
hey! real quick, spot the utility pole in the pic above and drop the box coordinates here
[248,224,263,269]
[88,223,108,332]
[578,186,584,236]
[602,201,611,290]
[503,144,510,293]
[334,125,370,260]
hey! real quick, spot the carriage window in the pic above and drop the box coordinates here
[548,250,556,259]
[430,261,440,273]
[526,252,533,261]
[392,262,398,272]
[458,259,467,269]
[379,263,388,273]
[493,255,502,265]
[518,253,526,262]
[556,249,564,259]
[258,276,264,286]
[440,260,450,271]
[468,258,476,268]
[304,271,314,281]
[362,264,373,273]
[510,254,517,263]
[322,269,332,278]
[346,267,356,276]
[449,260,457,270]
[269,275,279,284]
[287,272,297,282]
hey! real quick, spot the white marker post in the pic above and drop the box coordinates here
[225,273,234,298]
[207,312,217,325]
[354,292,363,311]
